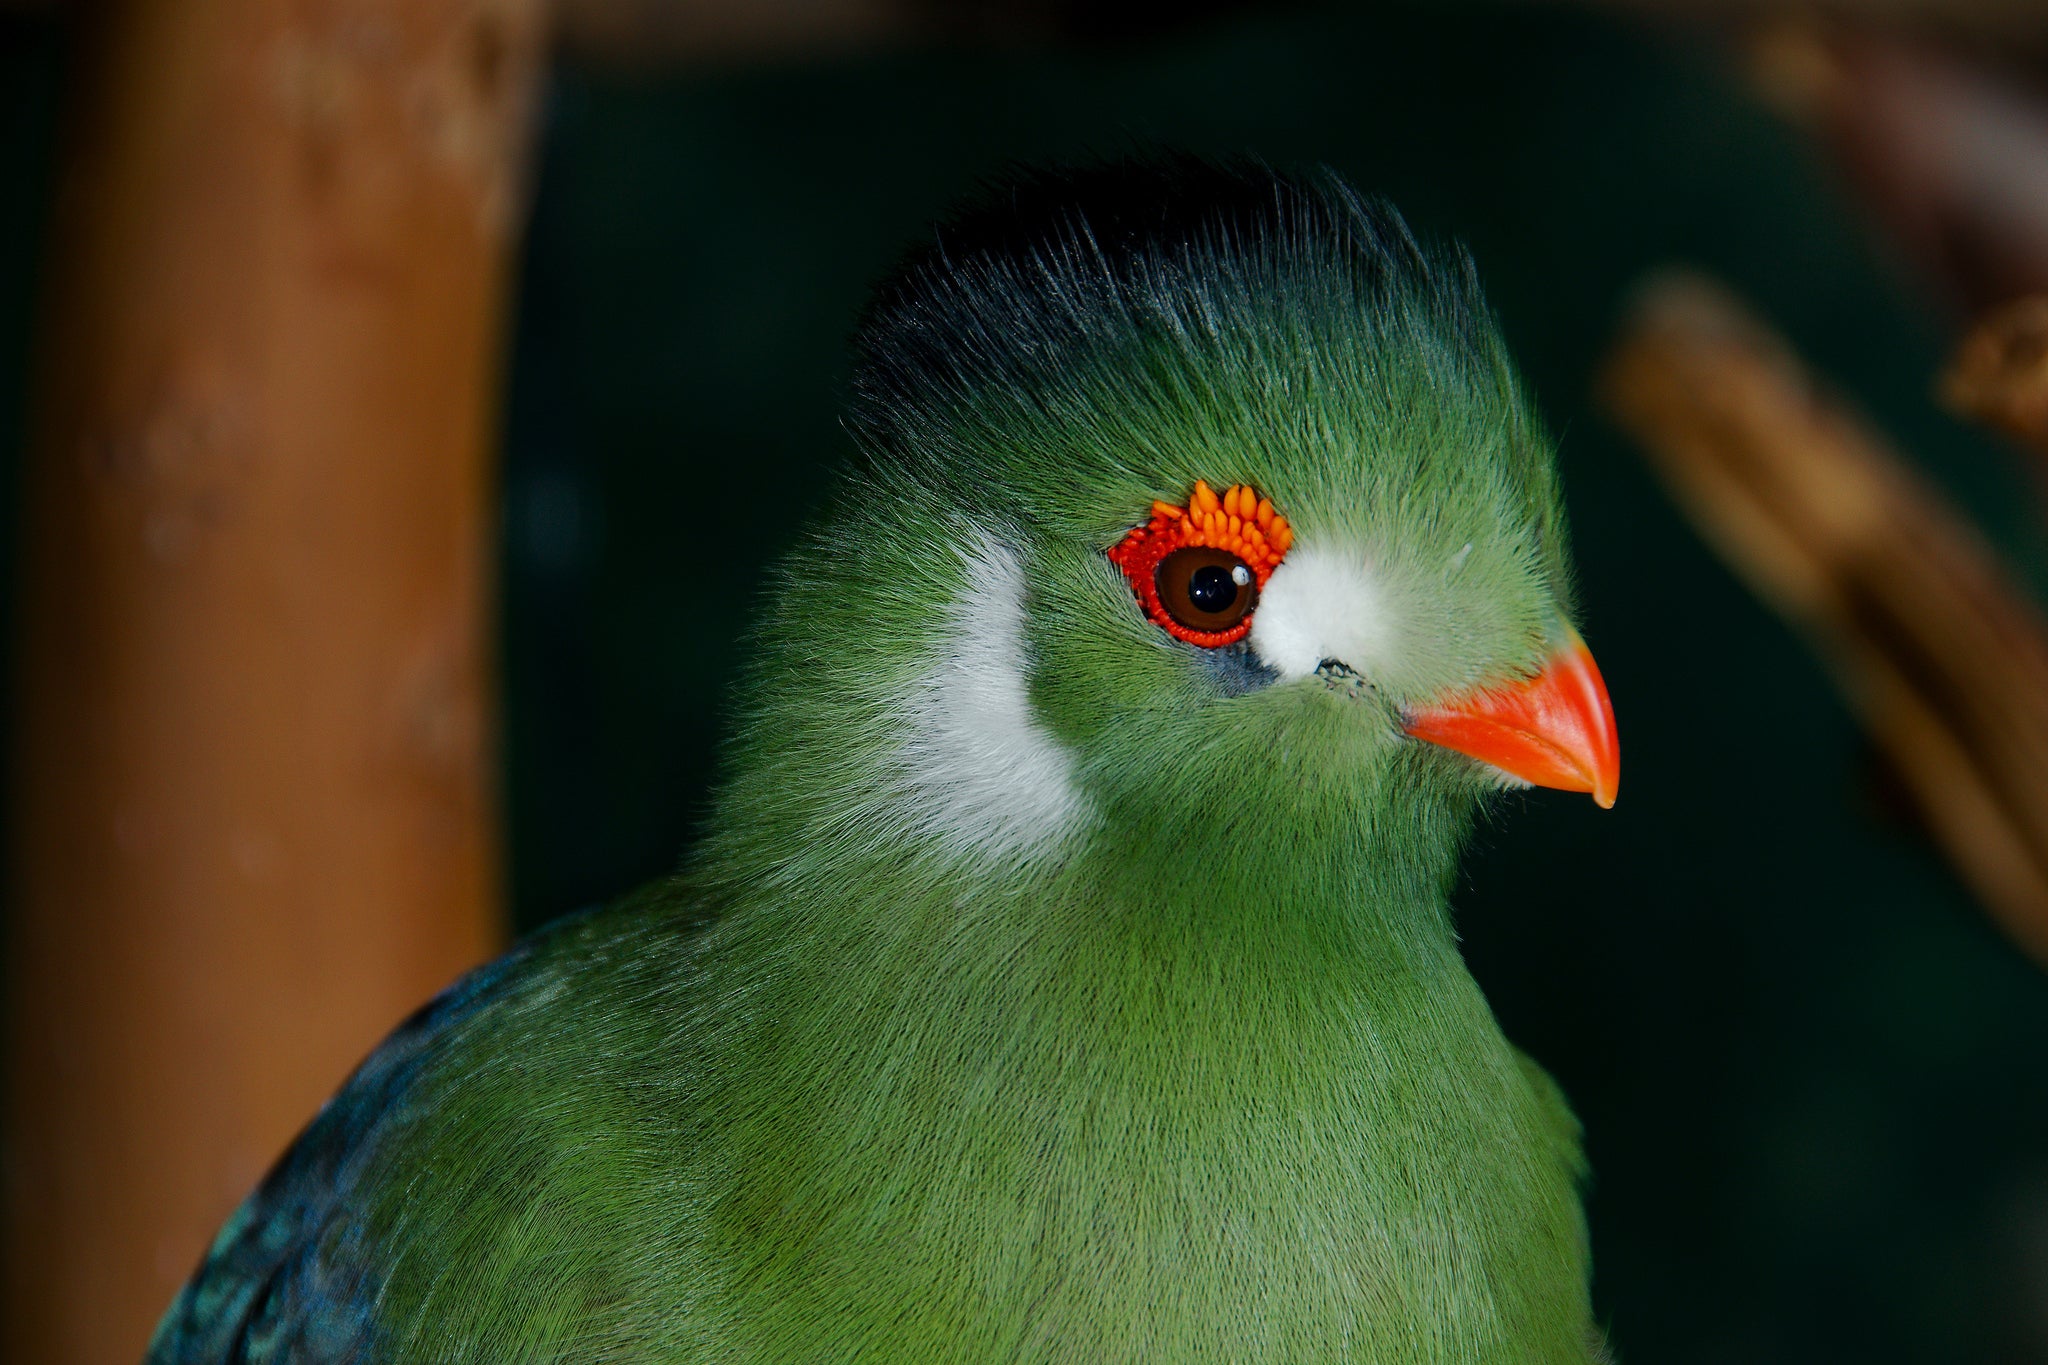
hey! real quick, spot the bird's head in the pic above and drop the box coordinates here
[721,162,1616,908]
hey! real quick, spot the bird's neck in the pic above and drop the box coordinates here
[688,802,1490,1129]
[673,809,1574,1358]
[689,794,1486,1107]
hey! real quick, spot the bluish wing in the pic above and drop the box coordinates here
[143,941,538,1365]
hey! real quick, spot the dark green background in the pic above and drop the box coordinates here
[12,4,2048,1360]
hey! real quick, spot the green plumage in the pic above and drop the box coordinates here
[150,161,1605,1362]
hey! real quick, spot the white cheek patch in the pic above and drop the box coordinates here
[1248,542,1397,681]
[892,533,1090,863]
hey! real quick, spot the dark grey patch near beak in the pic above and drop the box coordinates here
[1194,641,1281,696]
[1314,658,1375,701]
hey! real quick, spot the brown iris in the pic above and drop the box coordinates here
[1156,546,1257,635]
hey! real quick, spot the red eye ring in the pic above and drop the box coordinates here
[1107,481,1292,648]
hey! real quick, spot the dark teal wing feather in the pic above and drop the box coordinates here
[143,939,542,1364]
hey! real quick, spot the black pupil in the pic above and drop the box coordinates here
[1186,564,1239,615]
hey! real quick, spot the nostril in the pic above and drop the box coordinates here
[1313,658,1374,697]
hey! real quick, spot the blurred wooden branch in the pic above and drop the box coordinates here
[1747,21,2048,313]
[1942,295,2048,468]
[1601,275,2048,965]
[3,1,542,1362]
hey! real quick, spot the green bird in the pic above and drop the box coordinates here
[148,160,1621,1363]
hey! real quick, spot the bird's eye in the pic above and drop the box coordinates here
[1159,547,1256,632]
[1105,480,1292,649]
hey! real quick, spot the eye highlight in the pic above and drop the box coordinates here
[1106,480,1292,647]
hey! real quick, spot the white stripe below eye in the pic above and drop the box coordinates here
[892,533,1090,863]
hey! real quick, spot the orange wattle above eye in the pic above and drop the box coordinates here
[1106,481,1292,648]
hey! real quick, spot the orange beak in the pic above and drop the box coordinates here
[1402,629,1620,808]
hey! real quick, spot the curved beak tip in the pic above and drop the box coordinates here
[1404,632,1620,809]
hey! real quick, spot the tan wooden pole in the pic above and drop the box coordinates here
[3,1,543,1360]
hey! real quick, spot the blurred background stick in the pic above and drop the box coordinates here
[1600,275,2048,966]
[2,1,542,1362]
[1941,295,2048,470]
[1746,20,2048,315]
